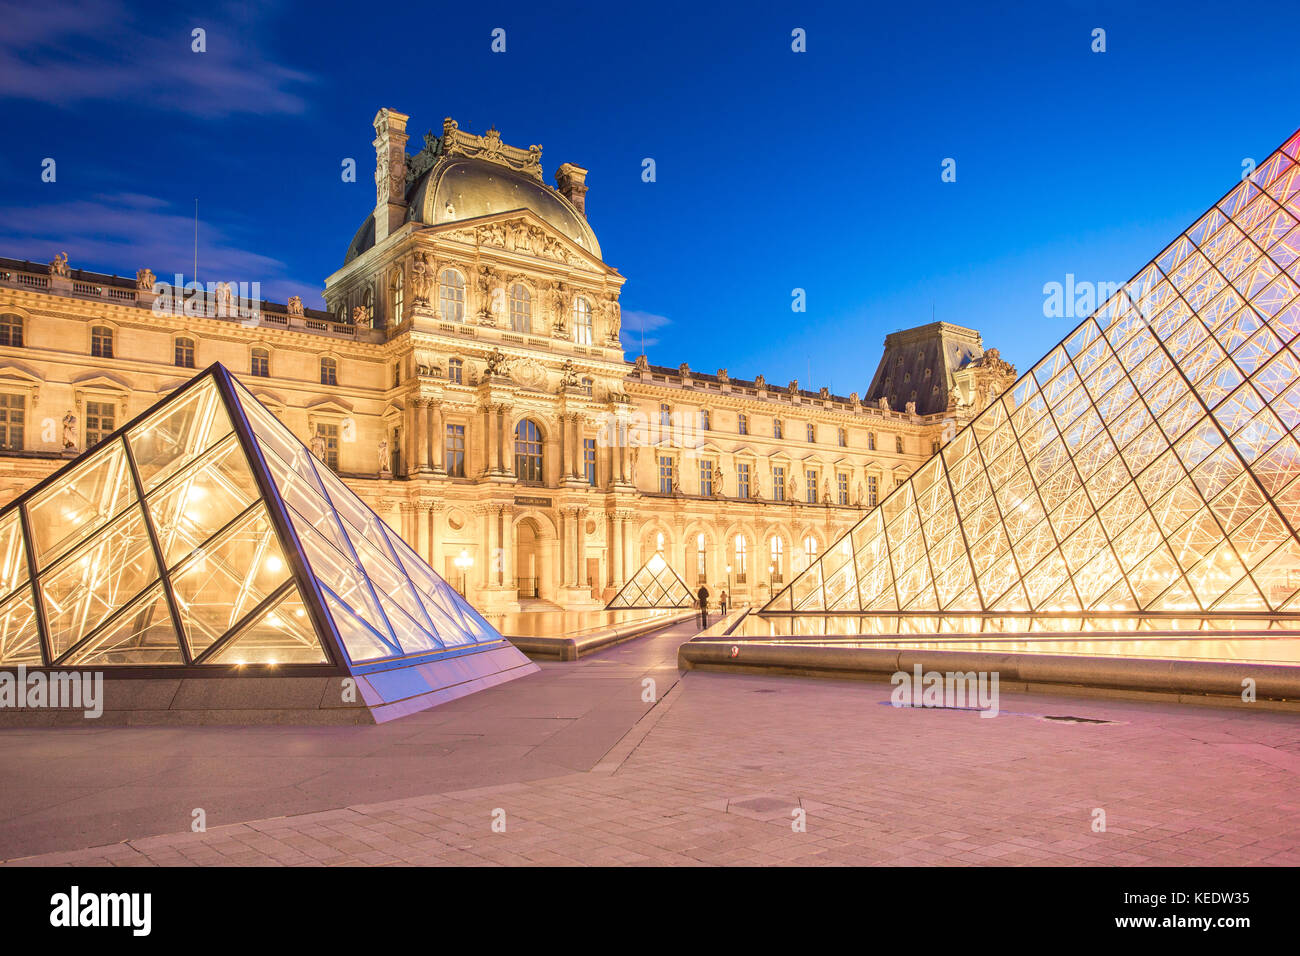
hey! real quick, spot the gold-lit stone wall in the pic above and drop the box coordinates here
[0,111,1009,613]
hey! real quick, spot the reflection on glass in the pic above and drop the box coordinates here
[147,434,260,567]
[609,552,694,608]
[210,587,326,664]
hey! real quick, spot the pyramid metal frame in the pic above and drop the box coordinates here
[606,552,694,609]
[765,128,1300,623]
[0,364,513,677]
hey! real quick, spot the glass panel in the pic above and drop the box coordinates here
[0,585,42,665]
[169,504,291,658]
[147,435,261,568]
[209,587,327,665]
[25,439,136,569]
[39,504,160,660]
[128,376,234,492]
[0,510,29,602]
[64,585,182,666]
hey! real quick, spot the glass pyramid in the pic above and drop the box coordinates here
[0,365,512,672]
[608,552,694,609]
[766,127,1300,624]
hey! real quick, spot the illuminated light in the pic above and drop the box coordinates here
[265,555,284,573]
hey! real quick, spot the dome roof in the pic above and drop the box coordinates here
[420,158,600,257]
[345,141,600,265]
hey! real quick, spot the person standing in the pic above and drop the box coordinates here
[720,589,729,615]
[697,583,710,628]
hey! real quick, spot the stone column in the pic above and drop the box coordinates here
[622,516,634,585]
[431,402,445,473]
[571,416,581,480]
[428,502,441,569]
[482,405,494,476]
[612,511,624,587]
[496,406,507,474]
[415,399,430,474]
[574,507,587,588]
[558,413,567,483]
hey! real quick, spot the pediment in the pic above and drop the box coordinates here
[428,209,610,273]
[303,396,354,416]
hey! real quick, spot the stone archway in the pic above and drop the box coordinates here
[513,513,558,603]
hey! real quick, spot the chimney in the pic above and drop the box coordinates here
[554,163,589,218]
[372,108,410,243]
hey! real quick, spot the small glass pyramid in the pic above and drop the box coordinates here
[766,127,1300,622]
[0,365,513,674]
[608,552,694,609]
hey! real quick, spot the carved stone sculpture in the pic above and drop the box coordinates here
[310,432,326,462]
[378,439,391,477]
[287,295,304,317]
[62,411,77,451]
[136,267,155,292]
[409,252,433,306]
[352,305,371,328]
[483,348,511,378]
[49,252,70,278]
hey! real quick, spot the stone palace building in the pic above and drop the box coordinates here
[0,109,1015,612]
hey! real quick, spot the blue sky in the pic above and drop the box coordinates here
[0,0,1295,395]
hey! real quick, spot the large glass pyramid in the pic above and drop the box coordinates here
[607,552,694,609]
[0,365,528,692]
[766,128,1300,625]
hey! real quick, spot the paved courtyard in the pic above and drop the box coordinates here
[3,620,1300,866]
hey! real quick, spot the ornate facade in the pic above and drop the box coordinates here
[0,109,1012,612]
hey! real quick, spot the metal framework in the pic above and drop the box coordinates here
[765,128,1300,628]
[607,552,694,609]
[0,365,510,675]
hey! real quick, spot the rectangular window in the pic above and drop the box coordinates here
[738,413,748,436]
[931,440,940,454]
[868,475,878,508]
[698,459,713,496]
[699,409,711,431]
[806,468,818,503]
[837,471,849,506]
[174,339,195,368]
[584,438,597,486]
[0,317,23,348]
[737,462,751,498]
[807,423,815,443]
[773,465,786,502]
[91,327,113,358]
[315,424,340,471]
[85,400,115,448]
[868,432,876,451]
[773,418,783,440]
[0,394,24,450]
[448,359,463,384]
[251,350,270,377]
[445,424,466,478]
[658,456,674,494]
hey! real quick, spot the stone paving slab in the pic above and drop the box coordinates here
[5,655,1300,865]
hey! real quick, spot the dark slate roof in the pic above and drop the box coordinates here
[865,322,985,415]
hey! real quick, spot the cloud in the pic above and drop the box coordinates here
[620,309,672,353]
[0,192,320,306]
[0,0,314,117]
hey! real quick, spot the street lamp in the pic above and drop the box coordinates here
[768,562,776,598]
[454,549,473,596]
[725,563,733,611]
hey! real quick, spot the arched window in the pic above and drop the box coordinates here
[174,337,195,368]
[390,270,404,326]
[572,297,593,345]
[806,423,815,443]
[734,534,748,583]
[251,347,270,377]
[514,419,544,483]
[0,314,22,348]
[509,283,531,333]
[696,532,707,581]
[90,325,113,358]
[803,535,819,565]
[700,408,711,431]
[659,403,671,426]
[656,531,665,553]
[438,269,465,322]
[320,357,338,386]
[770,537,784,583]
